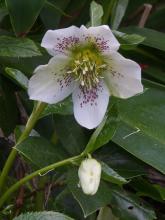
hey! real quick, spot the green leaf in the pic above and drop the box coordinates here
[5,67,28,89]
[16,137,63,168]
[102,0,116,24]
[68,168,112,218]
[113,30,145,50]
[40,0,70,29]
[63,0,89,27]
[146,6,165,30]
[13,211,74,220]
[142,66,165,84]
[131,178,164,202]
[54,115,87,156]
[97,207,119,220]
[14,125,40,142]
[111,190,156,220]
[0,5,8,22]
[84,105,118,154]
[101,161,128,185]
[0,36,41,57]
[153,185,165,200]
[95,144,147,179]
[112,81,165,174]
[111,0,129,30]
[0,49,49,77]
[0,77,18,135]
[6,0,46,35]
[68,169,155,220]
[0,138,12,168]
[41,97,73,118]
[90,1,103,26]
[121,26,165,51]
[54,188,85,220]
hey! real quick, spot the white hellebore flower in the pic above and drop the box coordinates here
[78,158,101,195]
[28,25,143,129]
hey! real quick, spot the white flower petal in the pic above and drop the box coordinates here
[72,81,110,129]
[28,55,74,104]
[80,25,120,53]
[104,51,143,99]
[41,26,81,56]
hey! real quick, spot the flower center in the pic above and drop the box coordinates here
[67,43,107,89]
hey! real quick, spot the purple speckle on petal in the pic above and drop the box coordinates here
[95,36,110,51]
[57,74,73,91]
[78,83,103,108]
[54,36,80,53]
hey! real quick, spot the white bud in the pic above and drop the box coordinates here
[78,158,101,195]
[81,81,85,86]
[82,69,86,75]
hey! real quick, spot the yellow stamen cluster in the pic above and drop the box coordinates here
[67,44,107,89]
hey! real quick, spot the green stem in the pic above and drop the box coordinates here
[0,154,83,208]
[0,102,47,194]
[35,176,47,211]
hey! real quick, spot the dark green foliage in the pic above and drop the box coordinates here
[0,0,164,219]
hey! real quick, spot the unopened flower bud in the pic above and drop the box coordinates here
[78,158,101,195]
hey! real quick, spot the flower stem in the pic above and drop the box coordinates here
[0,154,83,208]
[35,176,47,211]
[0,102,47,194]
